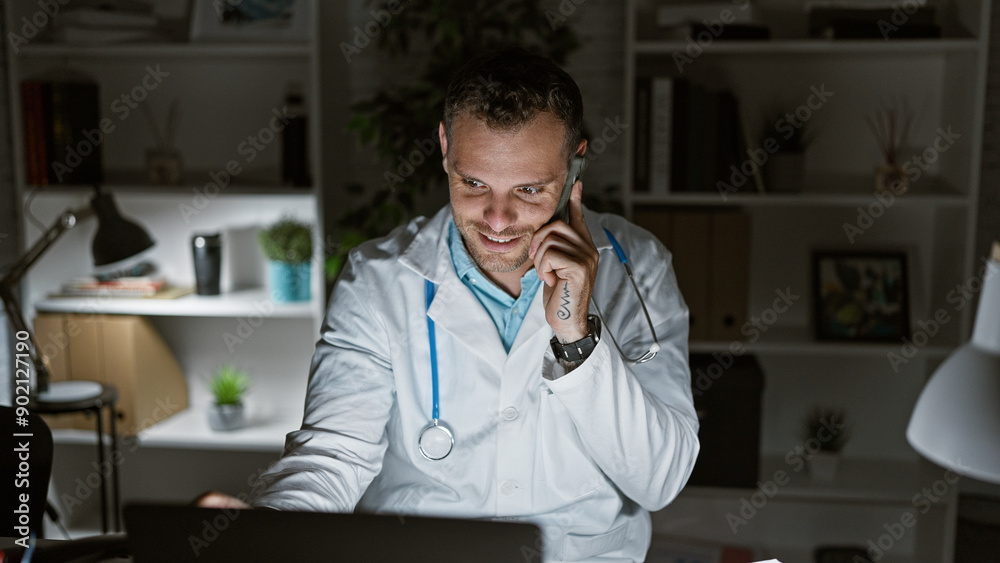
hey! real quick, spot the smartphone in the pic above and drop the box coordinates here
[551,156,586,224]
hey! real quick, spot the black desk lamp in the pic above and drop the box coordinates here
[0,186,155,401]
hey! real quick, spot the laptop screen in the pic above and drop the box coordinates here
[125,503,543,562]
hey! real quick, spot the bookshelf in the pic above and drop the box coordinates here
[624,0,990,561]
[3,2,324,448]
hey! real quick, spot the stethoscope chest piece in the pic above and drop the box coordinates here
[418,419,454,461]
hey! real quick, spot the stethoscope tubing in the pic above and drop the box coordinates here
[419,226,661,460]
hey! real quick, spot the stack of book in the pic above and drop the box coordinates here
[633,77,758,195]
[807,0,940,39]
[58,276,167,297]
[653,1,770,41]
[49,1,172,45]
[21,77,103,186]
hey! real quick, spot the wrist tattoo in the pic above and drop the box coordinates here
[557,283,571,320]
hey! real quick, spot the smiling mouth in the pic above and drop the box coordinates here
[478,231,524,252]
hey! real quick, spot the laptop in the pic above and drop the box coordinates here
[124,503,543,562]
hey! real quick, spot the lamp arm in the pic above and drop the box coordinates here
[1,204,94,287]
[0,203,94,393]
[0,282,50,390]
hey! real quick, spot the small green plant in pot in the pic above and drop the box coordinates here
[258,217,312,302]
[208,364,250,431]
[803,406,851,481]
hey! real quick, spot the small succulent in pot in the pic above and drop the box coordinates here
[803,406,851,481]
[208,364,250,431]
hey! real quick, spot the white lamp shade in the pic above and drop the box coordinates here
[906,343,1000,483]
[907,244,1000,484]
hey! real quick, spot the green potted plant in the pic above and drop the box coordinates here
[208,364,249,431]
[258,216,312,302]
[803,406,852,481]
[325,1,580,285]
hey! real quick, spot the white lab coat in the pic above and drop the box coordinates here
[251,205,699,562]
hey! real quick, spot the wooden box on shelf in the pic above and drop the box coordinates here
[33,313,189,434]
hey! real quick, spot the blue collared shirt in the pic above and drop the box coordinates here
[448,219,542,353]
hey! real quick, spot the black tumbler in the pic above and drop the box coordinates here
[192,233,222,295]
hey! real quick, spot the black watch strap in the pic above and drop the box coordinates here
[550,315,602,362]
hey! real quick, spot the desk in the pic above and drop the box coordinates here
[30,384,121,533]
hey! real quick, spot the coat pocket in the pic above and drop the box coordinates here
[537,392,607,503]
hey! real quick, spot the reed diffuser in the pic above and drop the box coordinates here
[866,97,915,195]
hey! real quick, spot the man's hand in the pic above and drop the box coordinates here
[194,491,253,509]
[529,181,599,343]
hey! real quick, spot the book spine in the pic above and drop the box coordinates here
[670,78,689,192]
[632,77,651,192]
[20,82,43,185]
[66,82,104,184]
[650,77,673,195]
[699,89,720,192]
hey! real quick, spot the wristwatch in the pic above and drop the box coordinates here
[550,315,602,363]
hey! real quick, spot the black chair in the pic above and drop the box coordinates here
[1,405,129,561]
[1,404,53,538]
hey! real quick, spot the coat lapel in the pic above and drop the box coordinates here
[395,206,614,370]
[399,206,507,368]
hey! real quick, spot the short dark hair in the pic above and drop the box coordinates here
[443,48,583,159]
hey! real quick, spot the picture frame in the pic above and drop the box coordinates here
[812,250,910,342]
[189,0,313,42]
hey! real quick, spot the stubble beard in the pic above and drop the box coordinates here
[457,221,532,274]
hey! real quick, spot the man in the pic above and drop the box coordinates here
[208,48,699,562]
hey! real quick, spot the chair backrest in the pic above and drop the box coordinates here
[1,405,54,538]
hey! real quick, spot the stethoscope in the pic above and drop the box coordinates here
[416,227,660,461]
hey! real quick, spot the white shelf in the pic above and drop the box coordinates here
[19,42,312,59]
[35,288,315,318]
[25,169,316,195]
[689,325,956,357]
[681,456,957,505]
[137,406,300,452]
[633,38,980,56]
[747,455,956,504]
[630,175,968,208]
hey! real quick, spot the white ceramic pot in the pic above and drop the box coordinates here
[208,403,245,431]
[809,451,841,481]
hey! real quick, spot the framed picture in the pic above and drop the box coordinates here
[812,251,910,342]
[189,0,313,42]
